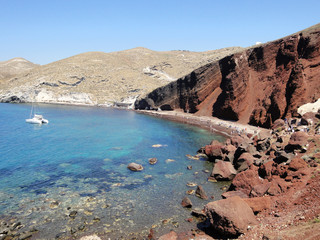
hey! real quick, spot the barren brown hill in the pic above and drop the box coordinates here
[0,58,38,80]
[135,23,320,128]
[0,47,242,106]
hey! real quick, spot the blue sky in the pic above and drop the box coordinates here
[1,0,319,65]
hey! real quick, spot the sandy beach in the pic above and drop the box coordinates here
[136,109,269,138]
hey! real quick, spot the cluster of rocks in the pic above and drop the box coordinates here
[0,221,36,240]
[181,113,320,238]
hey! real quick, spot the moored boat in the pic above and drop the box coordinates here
[25,114,49,124]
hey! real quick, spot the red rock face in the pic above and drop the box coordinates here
[135,24,320,128]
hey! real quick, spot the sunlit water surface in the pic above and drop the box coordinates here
[0,103,227,239]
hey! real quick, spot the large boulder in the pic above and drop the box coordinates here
[229,167,267,196]
[204,196,258,237]
[285,131,308,151]
[267,177,291,196]
[211,161,237,181]
[288,157,308,171]
[230,136,244,148]
[221,144,237,162]
[250,182,271,197]
[233,152,254,172]
[205,141,224,161]
[243,196,272,214]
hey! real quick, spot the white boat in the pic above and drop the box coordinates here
[26,114,49,124]
[26,102,49,124]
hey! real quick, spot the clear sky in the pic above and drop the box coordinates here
[1,0,319,65]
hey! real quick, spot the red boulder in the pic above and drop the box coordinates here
[205,196,258,237]
[211,161,237,181]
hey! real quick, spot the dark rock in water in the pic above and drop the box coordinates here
[204,196,258,237]
[127,162,144,171]
[78,224,86,231]
[211,161,237,181]
[70,227,77,234]
[69,210,78,219]
[148,158,158,165]
[181,196,193,208]
[55,232,67,239]
[10,221,22,231]
[195,185,208,200]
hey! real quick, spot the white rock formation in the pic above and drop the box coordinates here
[298,98,320,115]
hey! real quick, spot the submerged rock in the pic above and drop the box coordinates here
[181,196,193,208]
[186,190,195,195]
[127,162,144,171]
[69,210,78,219]
[148,158,158,165]
[186,182,197,187]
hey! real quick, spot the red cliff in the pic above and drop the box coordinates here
[135,24,320,128]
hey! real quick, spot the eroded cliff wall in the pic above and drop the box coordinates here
[135,24,320,128]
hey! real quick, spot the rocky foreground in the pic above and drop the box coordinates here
[156,111,320,240]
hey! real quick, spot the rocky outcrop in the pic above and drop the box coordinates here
[204,196,258,237]
[135,24,320,128]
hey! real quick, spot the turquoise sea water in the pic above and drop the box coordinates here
[0,103,226,239]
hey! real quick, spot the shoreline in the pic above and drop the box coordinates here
[136,109,269,138]
[15,101,269,138]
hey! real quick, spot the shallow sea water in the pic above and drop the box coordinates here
[0,103,227,239]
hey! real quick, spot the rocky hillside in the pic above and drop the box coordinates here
[0,58,38,80]
[135,23,320,128]
[0,47,242,106]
